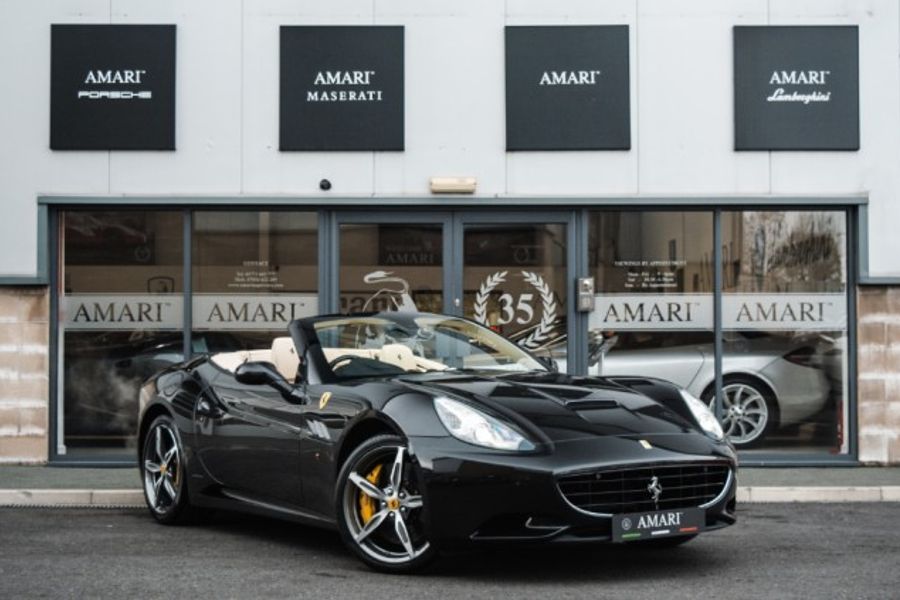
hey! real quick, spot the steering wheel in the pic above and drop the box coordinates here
[328,354,369,370]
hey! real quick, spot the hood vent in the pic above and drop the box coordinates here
[564,399,620,411]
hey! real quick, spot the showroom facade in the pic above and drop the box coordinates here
[0,1,898,466]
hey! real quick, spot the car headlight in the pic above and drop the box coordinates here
[680,389,725,441]
[433,396,535,451]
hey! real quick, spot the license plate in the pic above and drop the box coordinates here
[612,507,704,542]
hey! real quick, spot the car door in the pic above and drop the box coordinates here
[193,362,306,507]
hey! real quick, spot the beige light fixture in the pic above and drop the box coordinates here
[429,176,477,194]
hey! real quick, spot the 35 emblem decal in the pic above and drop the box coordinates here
[473,270,558,349]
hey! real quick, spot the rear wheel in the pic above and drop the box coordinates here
[141,415,197,524]
[703,376,778,447]
[335,435,436,573]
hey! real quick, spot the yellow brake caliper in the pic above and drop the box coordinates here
[358,464,383,524]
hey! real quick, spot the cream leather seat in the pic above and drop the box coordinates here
[270,336,301,381]
[378,344,419,371]
[211,349,271,372]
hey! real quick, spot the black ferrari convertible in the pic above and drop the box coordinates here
[137,312,737,572]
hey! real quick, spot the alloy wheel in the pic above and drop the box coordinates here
[342,444,430,566]
[709,382,769,445]
[143,423,182,514]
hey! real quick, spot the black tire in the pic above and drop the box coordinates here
[335,434,436,573]
[703,375,779,448]
[140,415,199,525]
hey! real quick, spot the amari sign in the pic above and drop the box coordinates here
[589,293,846,331]
[505,25,631,150]
[50,24,176,150]
[280,26,404,151]
[193,295,318,330]
[63,294,319,331]
[63,295,182,330]
[733,26,859,151]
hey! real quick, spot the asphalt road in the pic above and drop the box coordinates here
[1,504,898,599]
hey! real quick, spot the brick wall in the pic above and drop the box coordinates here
[0,287,49,463]
[857,286,900,464]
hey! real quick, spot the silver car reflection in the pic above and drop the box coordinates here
[590,331,831,446]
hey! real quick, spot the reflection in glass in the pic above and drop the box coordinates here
[61,211,183,456]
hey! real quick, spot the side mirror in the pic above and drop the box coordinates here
[235,361,305,404]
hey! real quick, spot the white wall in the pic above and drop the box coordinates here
[1,0,898,276]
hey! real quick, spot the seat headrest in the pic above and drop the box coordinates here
[270,337,300,381]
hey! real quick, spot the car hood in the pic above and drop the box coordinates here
[395,370,708,445]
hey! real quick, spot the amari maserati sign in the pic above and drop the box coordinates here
[280,26,404,151]
[733,26,859,151]
[505,26,631,150]
[50,24,176,150]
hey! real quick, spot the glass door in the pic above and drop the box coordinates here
[335,213,452,315]
[456,214,573,371]
[332,211,575,370]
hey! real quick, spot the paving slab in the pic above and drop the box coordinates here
[0,466,139,489]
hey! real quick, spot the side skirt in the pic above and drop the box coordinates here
[193,487,337,531]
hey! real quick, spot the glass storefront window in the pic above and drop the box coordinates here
[721,211,848,453]
[588,211,716,397]
[52,206,854,463]
[339,224,443,314]
[463,223,567,365]
[192,211,318,351]
[59,210,183,457]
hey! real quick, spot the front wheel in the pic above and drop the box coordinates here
[335,435,436,573]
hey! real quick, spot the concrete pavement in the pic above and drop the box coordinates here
[1,504,898,598]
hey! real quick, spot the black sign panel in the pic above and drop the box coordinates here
[50,25,176,150]
[734,26,859,151]
[505,26,631,151]
[280,26,404,151]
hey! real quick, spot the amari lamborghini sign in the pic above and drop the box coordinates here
[733,25,859,151]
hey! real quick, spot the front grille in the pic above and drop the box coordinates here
[557,462,731,515]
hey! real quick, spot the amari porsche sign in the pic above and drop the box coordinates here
[50,24,176,150]
[280,26,405,151]
[505,25,631,150]
[733,26,859,151]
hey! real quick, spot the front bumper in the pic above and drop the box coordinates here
[409,434,738,548]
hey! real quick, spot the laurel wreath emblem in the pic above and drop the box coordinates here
[474,270,558,349]
[473,270,507,325]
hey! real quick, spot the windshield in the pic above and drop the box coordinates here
[312,314,546,380]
